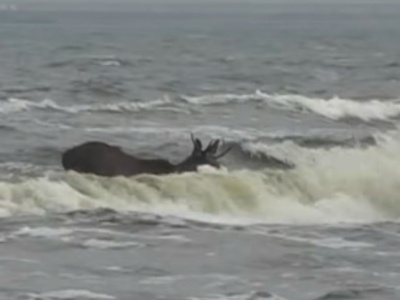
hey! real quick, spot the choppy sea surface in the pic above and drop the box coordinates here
[1,1,400,299]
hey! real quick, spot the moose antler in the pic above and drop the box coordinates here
[214,139,234,159]
[190,133,196,145]
[204,139,220,155]
[190,133,233,158]
[190,133,202,152]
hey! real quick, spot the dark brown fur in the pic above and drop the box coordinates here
[62,135,233,177]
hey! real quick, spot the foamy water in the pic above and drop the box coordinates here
[1,129,400,226]
[4,92,400,123]
[182,91,400,122]
[0,97,172,114]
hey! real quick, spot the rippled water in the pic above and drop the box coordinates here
[1,1,400,299]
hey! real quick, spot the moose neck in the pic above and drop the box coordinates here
[174,156,199,173]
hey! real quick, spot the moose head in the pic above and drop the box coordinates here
[175,133,233,172]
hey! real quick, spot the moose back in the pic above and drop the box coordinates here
[62,134,232,177]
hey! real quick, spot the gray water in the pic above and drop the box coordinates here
[1,1,400,299]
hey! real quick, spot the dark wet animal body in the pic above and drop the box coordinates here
[62,135,233,177]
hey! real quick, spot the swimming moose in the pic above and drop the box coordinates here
[61,134,233,177]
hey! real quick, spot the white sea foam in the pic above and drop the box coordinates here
[1,129,400,225]
[25,290,115,300]
[99,60,121,67]
[3,92,400,122]
[182,91,400,121]
[261,92,400,121]
[0,97,171,114]
[13,227,74,238]
[81,239,142,249]
[139,275,181,285]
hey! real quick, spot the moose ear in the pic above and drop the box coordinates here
[204,139,220,155]
[194,138,202,152]
[190,133,203,153]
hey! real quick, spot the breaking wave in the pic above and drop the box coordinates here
[0,97,172,114]
[1,128,400,225]
[181,90,400,122]
[3,91,400,123]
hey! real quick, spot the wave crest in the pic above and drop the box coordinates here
[0,97,171,114]
[0,160,398,225]
[182,91,400,121]
[4,92,400,122]
[2,129,400,224]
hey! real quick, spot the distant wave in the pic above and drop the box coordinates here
[1,85,51,94]
[0,97,172,114]
[262,134,377,149]
[47,55,134,69]
[181,90,400,122]
[25,290,115,300]
[69,78,127,97]
[3,91,400,122]
[47,54,151,69]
